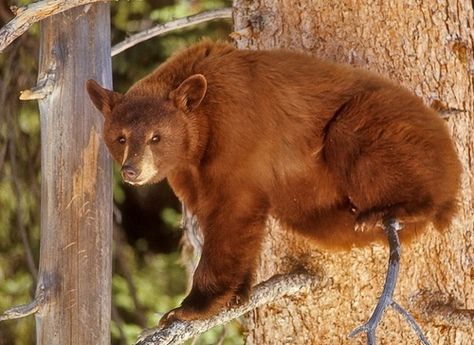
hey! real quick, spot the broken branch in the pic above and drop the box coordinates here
[135,272,320,345]
[426,307,473,329]
[0,284,46,322]
[19,65,56,100]
[411,290,474,330]
[0,300,39,322]
[0,0,106,52]
[0,1,231,56]
[111,8,232,56]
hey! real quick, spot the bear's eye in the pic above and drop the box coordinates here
[117,136,126,144]
[150,134,161,144]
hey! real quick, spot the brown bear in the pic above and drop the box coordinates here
[86,40,461,328]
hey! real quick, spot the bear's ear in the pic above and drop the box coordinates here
[169,74,207,113]
[86,79,122,116]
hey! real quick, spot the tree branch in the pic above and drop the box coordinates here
[0,1,232,54]
[0,284,46,322]
[111,8,232,57]
[411,290,474,330]
[1,0,231,58]
[0,300,39,322]
[19,65,56,100]
[0,0,106,52]
[135,272,320,345]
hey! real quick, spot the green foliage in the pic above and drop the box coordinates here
[1,1,240,344]
[161,207,181,229]
[0,4,40,343]
[111,0,232,92]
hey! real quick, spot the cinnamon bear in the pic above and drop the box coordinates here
[86,39,461,325]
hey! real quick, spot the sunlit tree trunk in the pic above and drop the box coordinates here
[233,1,473,344]
[36,4,113,344]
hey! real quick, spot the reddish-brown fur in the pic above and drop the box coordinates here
[86,40,462,324]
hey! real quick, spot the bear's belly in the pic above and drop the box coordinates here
[268,175,344,226]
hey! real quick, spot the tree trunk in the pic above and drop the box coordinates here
[233,1,473,344]
[36,4,113,344]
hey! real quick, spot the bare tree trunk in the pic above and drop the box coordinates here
[36,4,113,344]
[233,1,473,344]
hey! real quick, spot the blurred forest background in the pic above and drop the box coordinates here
[0,1,240,344]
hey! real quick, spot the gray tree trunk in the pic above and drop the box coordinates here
[36,4,113,344]
[233,0,473,344]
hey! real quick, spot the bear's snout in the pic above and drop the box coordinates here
[121,164,140,183]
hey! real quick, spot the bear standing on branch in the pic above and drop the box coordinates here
[86,40,461,343]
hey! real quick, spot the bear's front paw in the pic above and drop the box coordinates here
[227,290,250,308]
[158,307,198,328]
[230,272,252,306]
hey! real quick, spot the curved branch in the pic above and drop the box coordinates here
[0,0,106,52]
[0,1,232,56]
[111,8,233,57]
[136,272,320,345]
[0,284,46,322]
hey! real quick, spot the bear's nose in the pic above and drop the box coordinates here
[121,165,139,182]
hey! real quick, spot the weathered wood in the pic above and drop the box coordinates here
[233,0,473,344]
[35,3,113,345]
[0,0,106,52]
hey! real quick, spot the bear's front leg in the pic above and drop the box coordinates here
[159,199,267,326]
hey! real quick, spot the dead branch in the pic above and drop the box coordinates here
[0,2,232,55]
[425,307,473,329]
[135,272,320,345]
[0,0,106,52]
[411,290,474,330]
[111,8,232,56]
[0,300,39,322]
[0,284,46,322]
[19,66,56,100]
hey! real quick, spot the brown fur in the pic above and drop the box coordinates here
[86,40,462,323]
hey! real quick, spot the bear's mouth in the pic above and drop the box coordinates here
[123,175,154,186]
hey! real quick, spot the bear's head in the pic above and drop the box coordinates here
[86,74,207,185]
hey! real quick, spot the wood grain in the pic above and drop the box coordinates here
[35,4,113,345]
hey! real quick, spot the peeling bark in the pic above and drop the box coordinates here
[232,1,473,344]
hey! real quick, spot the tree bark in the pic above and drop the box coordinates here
[35,3,113,345]
[233,1,473,344]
